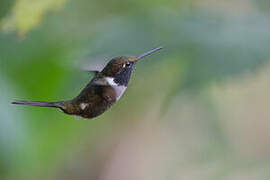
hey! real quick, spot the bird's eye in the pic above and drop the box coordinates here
[124,62,131,67]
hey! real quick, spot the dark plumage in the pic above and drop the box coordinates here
[12,47,163,119]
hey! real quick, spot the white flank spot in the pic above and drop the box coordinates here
[80,103,88,110]
[105,77,118,86]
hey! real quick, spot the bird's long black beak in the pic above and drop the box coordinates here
[135,46,163,61]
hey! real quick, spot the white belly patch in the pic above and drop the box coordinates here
[105,77,118,86]
[112,85,127,101]
[93,77,127,101]
[105,77,127,101]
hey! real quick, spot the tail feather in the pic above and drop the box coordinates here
[12,100,63,108]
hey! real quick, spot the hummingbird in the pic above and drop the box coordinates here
[12,47,163,119]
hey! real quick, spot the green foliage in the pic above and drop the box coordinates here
[1,0,66,36]
[1,0,270,179]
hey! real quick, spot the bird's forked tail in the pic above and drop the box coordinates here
[12,100,64,109]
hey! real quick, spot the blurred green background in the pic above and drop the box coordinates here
[1,0,270,179]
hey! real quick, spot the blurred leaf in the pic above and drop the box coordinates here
[1,0,66,36]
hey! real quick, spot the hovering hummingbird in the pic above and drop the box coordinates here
[12,47,163,119]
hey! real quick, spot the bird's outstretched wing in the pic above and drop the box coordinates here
[80,58,107,73]
[85,70,100,76]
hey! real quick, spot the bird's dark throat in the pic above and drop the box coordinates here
[113,68,133,86]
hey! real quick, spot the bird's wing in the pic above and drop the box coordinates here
[85,70,100,76]
[80,59,107,72]
[91,77,108,86]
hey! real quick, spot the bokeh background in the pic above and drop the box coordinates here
[1,0,270,179]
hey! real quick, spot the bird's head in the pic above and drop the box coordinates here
[101,47,163,86]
